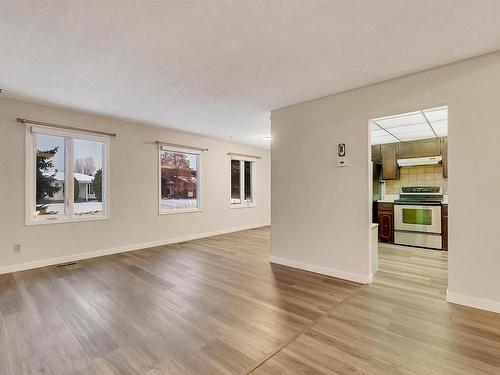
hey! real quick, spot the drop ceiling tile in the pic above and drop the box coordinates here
[397,130,436,141]
[423,107,448,122]
[371,133,399,145]
[374,112,426,128]
[389,123,433,136]
[371,106,447,144]
[431,120,448,136]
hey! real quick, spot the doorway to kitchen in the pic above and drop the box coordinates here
[368,105,448,279]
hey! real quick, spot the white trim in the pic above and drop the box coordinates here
[159,145,202,155]
[230,204,256,209]
[229,153,259,161]
[269,255,373,284]
[159,208,203,215]
[25,215,110,226]
[0,222,270,275]
[446,289,500,314]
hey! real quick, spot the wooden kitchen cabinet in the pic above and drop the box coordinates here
[440,137,448,178]
[442,204,448,251]
[418,138,441,157]
[396,142,419,158]
[371,145,382,162]
[376,136,447,179]
[381,144,399,180]
[378,202,394,243]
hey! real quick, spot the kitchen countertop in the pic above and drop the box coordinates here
[377,194,448,204]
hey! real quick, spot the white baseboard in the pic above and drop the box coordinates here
[446,290,500,314]
[0,222,270,275]
[269,255,373,284]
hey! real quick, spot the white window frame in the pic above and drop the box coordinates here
[25,125,110,225]
[229,155,256,209]
[158,146,202,215]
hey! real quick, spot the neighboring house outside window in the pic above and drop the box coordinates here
[26,126,110,224]
[159,146,201,214]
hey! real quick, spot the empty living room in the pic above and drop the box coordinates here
[1,1,500,374]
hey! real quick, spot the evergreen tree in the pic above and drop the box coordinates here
[36,148,62,214]
[93,169,102,201]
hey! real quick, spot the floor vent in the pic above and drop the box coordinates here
[56,262,78,268]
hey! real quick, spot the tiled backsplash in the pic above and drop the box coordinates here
[384,165,447,195]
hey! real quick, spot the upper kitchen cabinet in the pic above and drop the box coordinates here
[371,145,382,162]
[396,142,419,158]
[418,138,441,157]
[440,137,448,178]
[381,143,399,179]
[396,138,441,158]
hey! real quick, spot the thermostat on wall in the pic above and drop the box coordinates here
[338,143,346,157]
[337,143,348,167]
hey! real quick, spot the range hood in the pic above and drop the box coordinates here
[397,155,442,167]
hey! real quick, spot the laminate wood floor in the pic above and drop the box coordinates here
[1,227,499,374]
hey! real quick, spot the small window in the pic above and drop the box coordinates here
[159,147,201,214]
[26,126,110,225]
[230,157,255,207]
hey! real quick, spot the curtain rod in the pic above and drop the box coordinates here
[155,141,208,152]
[227,152,262,159]
[17,118,117,137]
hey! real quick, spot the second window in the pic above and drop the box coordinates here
[231,157,255,207]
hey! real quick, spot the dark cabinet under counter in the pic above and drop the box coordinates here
[442,204,448,251]
[378,202,394,243]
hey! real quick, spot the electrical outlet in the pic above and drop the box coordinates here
[13,244,21,253]
[216,218,221,225]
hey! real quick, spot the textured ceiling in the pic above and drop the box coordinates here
[1,1,500,148]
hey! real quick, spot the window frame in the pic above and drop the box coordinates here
[25,125,110,225]
[158,146,202,215]
[229,155,256,209]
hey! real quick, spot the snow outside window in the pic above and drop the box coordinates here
[26,126,110,225]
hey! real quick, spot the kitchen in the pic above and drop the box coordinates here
[371,106,448,251]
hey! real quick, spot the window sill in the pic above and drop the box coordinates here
[230,203,256,209]
[26,215,110,226]
[159,208,203,216]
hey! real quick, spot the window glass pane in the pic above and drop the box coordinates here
[402,208,432,225]
[244,161,252,203]
[35,133,66,216]
[231,159,241,205]
[160,150,199,210]
[73,139,104,216]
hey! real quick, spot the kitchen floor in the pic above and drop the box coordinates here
[257,243,500,374]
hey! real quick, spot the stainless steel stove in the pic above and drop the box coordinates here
[394,186,443,249]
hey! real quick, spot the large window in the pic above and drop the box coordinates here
[230,157,255,207]
[159,147,201,214]
[26,126,109,224]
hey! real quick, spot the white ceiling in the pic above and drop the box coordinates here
[371,106,448,145]
[1,1,500,148]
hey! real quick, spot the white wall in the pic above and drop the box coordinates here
[0,97,270,273]
[271,51,500,312]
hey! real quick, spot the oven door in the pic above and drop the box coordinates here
[395,204,441,233]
